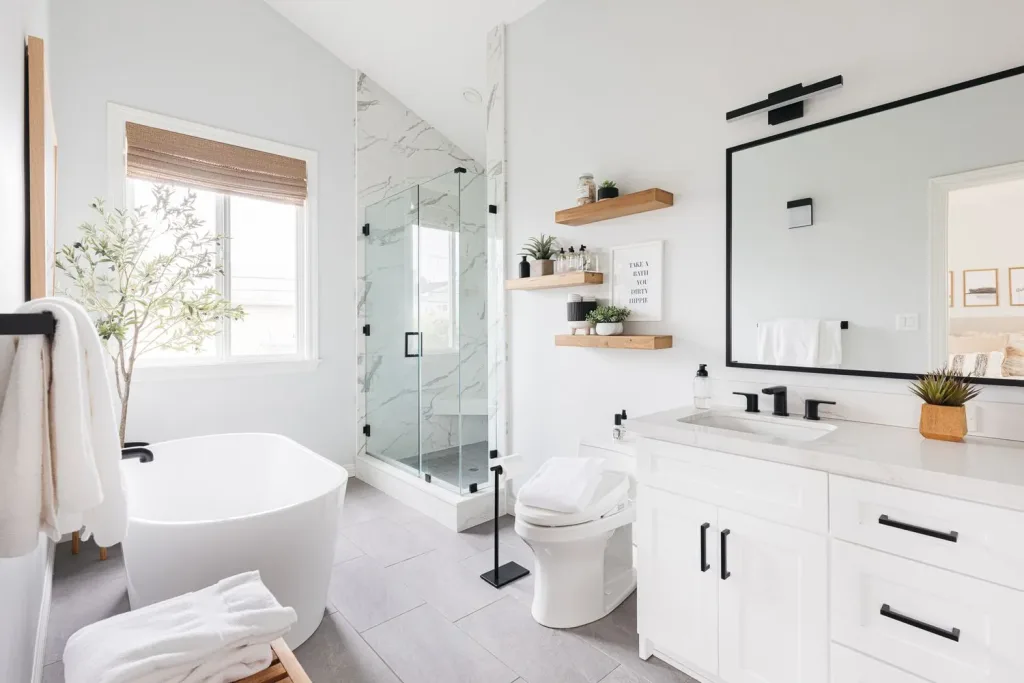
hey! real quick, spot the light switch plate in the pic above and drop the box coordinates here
[967,403,980,433]
[896,313,919,331]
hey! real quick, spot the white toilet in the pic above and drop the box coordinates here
[514,437,637,629]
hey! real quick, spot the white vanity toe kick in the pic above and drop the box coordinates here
[629,406,1024,512]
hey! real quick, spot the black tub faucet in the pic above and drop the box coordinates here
[761,386,789,417]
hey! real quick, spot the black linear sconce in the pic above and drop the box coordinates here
[726,75,843,125]
[788,198,813,228]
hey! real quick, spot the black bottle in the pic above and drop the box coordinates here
[519,255,530,278]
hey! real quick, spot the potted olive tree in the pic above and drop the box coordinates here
[57,186,245,445]
[587,305,631,336]
[909,368,981,442]
[519,234,558,277]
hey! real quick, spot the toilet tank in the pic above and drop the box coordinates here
[578,436,637,477]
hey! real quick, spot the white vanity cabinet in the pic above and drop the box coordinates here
[637,442,829,683]
[636,438,1024,683]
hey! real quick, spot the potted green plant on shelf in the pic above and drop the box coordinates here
[597,180,619,201]
[519,234,558,277]
[909,367,981,442]
[587,305,631,336]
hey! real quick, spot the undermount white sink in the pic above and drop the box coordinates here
[677,411,836,443]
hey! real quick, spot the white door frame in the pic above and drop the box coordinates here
[927,161,1024,369]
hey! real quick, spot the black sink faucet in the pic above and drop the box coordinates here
[761,386,789,417]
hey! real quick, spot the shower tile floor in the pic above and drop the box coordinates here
[397,440,491,491]
[43,479,697,683]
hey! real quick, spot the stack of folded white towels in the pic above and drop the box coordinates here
[0,297,127,557]
[63,571,297,683]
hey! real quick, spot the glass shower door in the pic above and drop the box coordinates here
[364,187,421,476]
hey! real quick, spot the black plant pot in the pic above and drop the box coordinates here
[598,186,619,200]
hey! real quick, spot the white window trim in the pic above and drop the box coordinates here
[106,103,319,379]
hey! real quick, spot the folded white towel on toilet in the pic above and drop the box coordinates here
[63,571,297,683]
[517,457,605,513]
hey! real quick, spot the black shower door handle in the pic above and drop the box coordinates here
[404,332,420,357]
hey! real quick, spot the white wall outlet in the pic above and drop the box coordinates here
[895,313,919,331]
[966,403,980,433]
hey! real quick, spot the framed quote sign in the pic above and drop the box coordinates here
[610,240,663,321]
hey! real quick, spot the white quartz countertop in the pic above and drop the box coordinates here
[629,406,1024,512]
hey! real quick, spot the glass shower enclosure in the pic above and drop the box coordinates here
[363,169,489,494]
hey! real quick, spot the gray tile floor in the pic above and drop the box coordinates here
[44,479,696,683]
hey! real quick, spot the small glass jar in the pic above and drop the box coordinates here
[576,174,596,206]
[554,248,566,274]
[566,246,577,271]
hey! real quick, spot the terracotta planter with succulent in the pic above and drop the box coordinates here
[909,368,980,442]
[519,234,558,277]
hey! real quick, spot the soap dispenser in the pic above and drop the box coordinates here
[694,364,712,409]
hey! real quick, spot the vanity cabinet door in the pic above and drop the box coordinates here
[717,509,828,683]
[637,485,719,677]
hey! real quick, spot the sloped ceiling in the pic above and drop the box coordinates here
[265,0,549,162]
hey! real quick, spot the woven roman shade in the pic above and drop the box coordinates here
[125,122,307,204]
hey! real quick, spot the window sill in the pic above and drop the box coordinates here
[133,358,320,383]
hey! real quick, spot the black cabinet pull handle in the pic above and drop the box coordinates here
[880,604,960,642]
[720,529,731,580]
[878,515,958,543]
[700,523,710,572]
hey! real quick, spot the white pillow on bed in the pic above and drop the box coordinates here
[948,351,1005,378]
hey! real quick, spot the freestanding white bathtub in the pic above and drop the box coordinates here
[120,433,347,647]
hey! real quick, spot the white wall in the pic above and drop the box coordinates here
[506,0,1024,480]
[949,178,1024,318]
[49,0,357,465]
[1,1,54,679]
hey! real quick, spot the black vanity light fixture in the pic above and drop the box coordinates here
[787,198,814,228]
[726,75,844,125]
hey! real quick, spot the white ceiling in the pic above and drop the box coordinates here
[265,0,549,162]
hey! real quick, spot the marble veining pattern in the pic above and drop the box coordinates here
[356,72,491,482]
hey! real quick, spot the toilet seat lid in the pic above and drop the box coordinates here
[514,470,630,528]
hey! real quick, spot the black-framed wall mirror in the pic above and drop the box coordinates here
[727,64,1024,386]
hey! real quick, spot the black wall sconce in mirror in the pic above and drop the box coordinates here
[788,198,813,229]
[727,75,843,125]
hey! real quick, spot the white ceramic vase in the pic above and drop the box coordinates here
[595,322,624,336]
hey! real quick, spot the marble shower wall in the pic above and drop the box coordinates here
[356,73,487,468]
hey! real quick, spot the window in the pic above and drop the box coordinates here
[413,225,458,354]
[109,105,316,371]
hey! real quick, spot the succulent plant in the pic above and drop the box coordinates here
[600,180,617,188]
[519,234,558,260]
[587,305,631,324]
[909,367,981,407]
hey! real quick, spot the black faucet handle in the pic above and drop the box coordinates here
[804,399,836,421]
[733,392,760,413]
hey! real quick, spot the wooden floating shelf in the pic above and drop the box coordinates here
[505,271,603,290]
[555,188,674,226]
[555,334,673,350]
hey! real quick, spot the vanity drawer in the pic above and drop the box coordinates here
[831,540,1024,683]
[831,644,928,683]
[638,441,828,532]
[830,475,1024,590]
